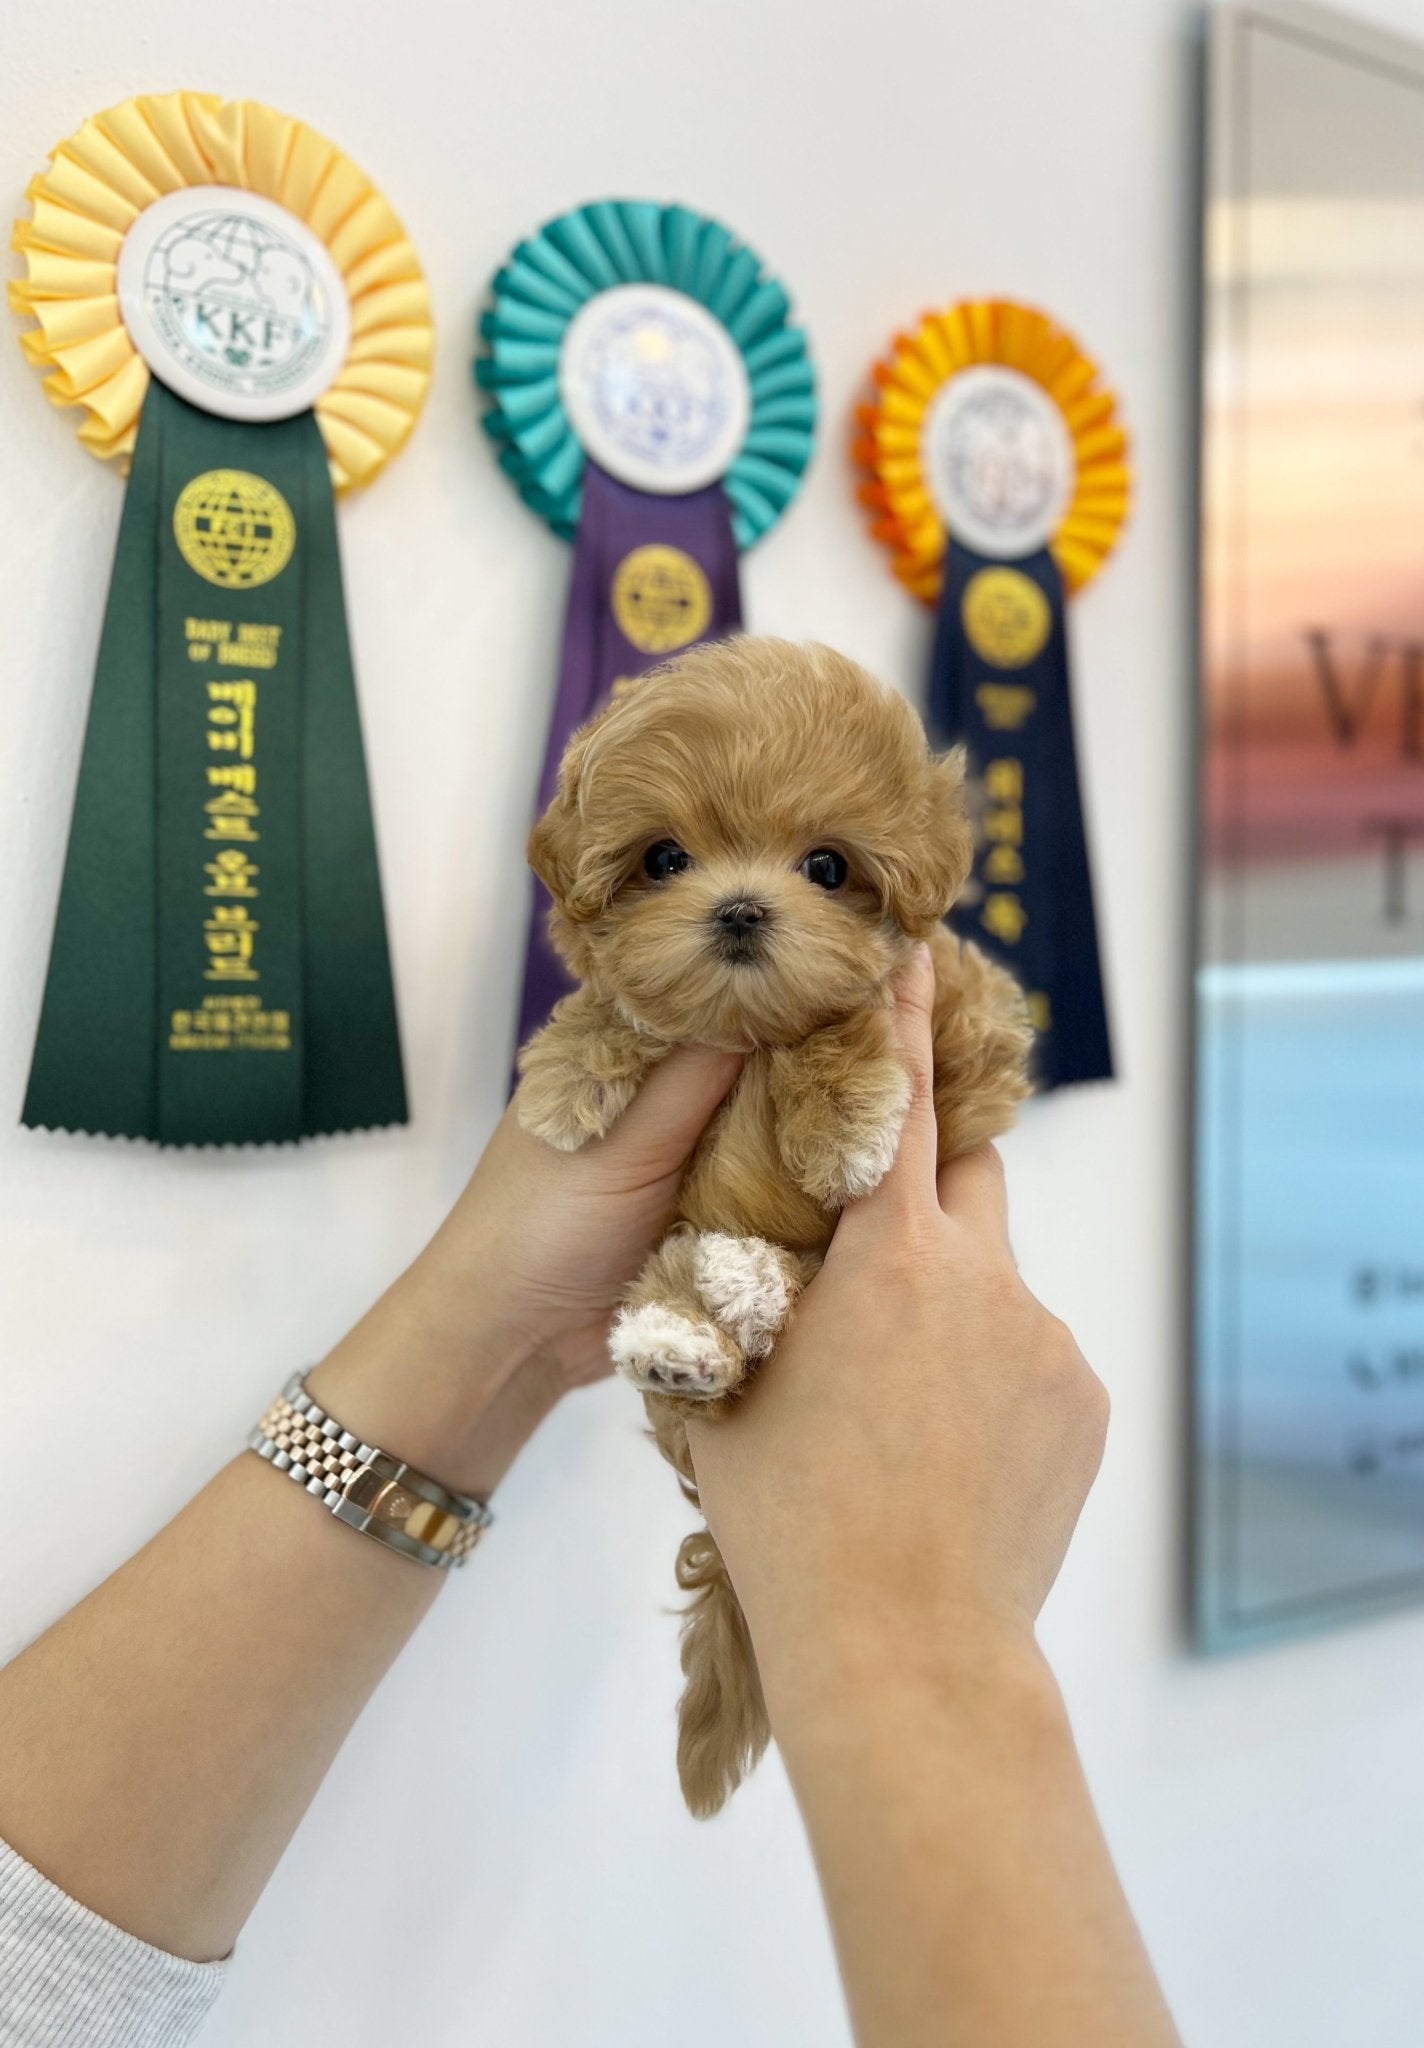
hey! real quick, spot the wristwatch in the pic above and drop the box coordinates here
[248,1373,493,1569]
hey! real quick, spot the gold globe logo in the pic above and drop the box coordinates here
[611,544,712,655]
[960,566,1051,670]
[173,469,296,589]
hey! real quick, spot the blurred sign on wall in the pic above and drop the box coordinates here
[1196,0,1424,1647]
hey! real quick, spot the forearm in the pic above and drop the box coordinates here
[0,1265,555,1965]
[770,1635,1181,2048]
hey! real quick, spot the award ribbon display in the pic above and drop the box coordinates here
[12,93,431,1143]
[855,300,1130,1090]
[477,199,816,1044]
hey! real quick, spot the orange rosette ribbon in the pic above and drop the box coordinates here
[853,298,1130,603]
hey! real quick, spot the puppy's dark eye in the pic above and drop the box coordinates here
[643,840,692,882]
[800,848,848,891]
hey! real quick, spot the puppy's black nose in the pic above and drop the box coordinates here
[714,899,769,933]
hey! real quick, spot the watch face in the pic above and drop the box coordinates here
[559,283,751,495]
[921,364,1075,559]
[117,186,351,423]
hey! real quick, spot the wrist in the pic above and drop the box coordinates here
[306,1256,563,1502]
[760,1609,1061,1780]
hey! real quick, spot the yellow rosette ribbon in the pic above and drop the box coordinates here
[854,298,1129,1090]
[13,94,431,1146]
[12,91,430,489]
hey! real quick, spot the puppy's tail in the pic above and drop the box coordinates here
[675,1524,770,1818]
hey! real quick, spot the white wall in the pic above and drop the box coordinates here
[4,2,1424,2042]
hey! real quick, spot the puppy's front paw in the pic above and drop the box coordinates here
[835,1064,913,1199]
[794,1062,913,1206]
[693,1234,798,1359]
[609,1303,745,1400]
[516,1064,637,1151]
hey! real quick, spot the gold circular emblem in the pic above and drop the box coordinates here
[960,567,1051,669]
[610,545,712,655]
[173,470,296,589]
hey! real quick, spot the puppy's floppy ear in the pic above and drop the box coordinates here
[870,745,975,936]
[527,766,580,911]
[527,720,624,923]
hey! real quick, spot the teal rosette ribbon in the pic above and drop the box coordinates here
[476,199,816,548]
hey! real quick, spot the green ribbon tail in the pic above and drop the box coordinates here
[22,397,162,1138]
[296,413,407,1135]
[23,379,407,1146]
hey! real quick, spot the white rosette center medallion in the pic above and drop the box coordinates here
[558,283,752,495]
[116,186,351,424]
[921,364,1075,560]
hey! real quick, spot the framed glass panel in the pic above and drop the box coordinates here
[1196,0,1424,1648]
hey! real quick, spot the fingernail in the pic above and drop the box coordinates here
[688,1045,746,1092]
[891,944,934,1006]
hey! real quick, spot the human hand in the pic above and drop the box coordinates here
[684,947,1108,1732]
[408,1045,743,1385]
[313,1046,740,1495]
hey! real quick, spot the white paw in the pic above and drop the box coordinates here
[693,1234,794,1359]
[609,1303,743,1399]
[836,1066,913,1198]
[516,1069,636,1151]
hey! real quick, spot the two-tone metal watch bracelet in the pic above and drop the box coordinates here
[248,1373,493,1569]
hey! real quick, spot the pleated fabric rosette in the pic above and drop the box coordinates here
[12,92,432,1144]
[855,299,1130,1090]
[476,198,817,1047]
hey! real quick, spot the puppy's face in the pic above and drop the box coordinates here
[529,640,972,1050]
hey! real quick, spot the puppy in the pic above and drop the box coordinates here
[517,637,1032,1815]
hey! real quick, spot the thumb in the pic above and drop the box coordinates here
[601,1044,743,1184]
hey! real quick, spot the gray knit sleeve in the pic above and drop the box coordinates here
[0,1839,225,2047]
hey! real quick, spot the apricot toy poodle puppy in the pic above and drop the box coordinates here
[517,637,1032,1815]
